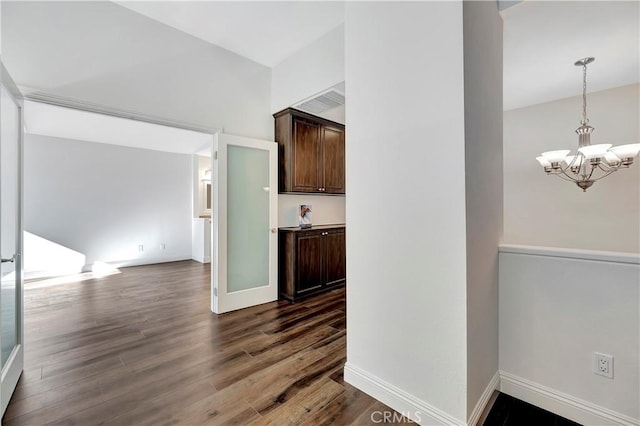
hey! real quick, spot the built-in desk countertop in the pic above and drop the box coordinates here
[278,224,345,233]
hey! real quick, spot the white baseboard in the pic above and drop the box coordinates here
[339,364,638,426]
[25,255,194,281]
[499,371,639,426]
[344,362,465,426]
[106,255,192,268]
[191,256,211,264]
[468,371,500,426]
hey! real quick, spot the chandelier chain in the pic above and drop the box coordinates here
[581,62,588,125]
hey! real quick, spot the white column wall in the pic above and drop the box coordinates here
[463,1,503,423]
[344,2,468,423]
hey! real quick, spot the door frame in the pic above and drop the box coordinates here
[211,132,278,314]
[0,62,25,416]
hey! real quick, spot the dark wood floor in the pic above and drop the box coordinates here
[4,260,409,425]
[484,393,582,426]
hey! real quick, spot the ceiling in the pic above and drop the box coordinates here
[502,0,639,110]
[3,1,638,152]
[116,0,639,110]
[115,1,345,68]
[25,101,213,154]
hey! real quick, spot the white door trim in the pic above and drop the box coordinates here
[211,132,278,314]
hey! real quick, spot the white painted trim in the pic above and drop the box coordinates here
[1,344,23,415]
[499,244,640,265]
[499,371,639,426]
[20,85,221,135]
[107,255,193,269]
[344,362,465,426]
[212,133,278,314]
[191,256,211,264]
[468,371,500,426]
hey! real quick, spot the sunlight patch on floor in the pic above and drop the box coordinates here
[25,263,121,290]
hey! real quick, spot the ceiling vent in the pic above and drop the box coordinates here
[293,89,345,114]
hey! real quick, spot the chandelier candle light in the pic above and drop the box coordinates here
[536,57,640,191]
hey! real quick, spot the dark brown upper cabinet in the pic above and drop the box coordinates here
[274,108,345,194]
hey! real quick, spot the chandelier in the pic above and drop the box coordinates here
[536,57,640,191]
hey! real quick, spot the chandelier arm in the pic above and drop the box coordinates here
[590,169,617,182]
[557,169,580,182]
[555,161,613,184]
[584,164,598,181]
[597,162,619,173]
[556,175,580,183]
[556,160,580,176]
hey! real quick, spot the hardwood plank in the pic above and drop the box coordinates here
[350,400,417,425]
[4,260,405,425]
[300,383,376,426]
[246,344,346,415]
[3,377,100,421]
[169,388,261,426]
[250,376,345,425]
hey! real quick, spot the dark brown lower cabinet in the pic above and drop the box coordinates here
[279,225,346,302]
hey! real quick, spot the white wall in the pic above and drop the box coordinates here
[24,134,192,275]
[191,218,211,264]
[499,246,639,425]
[3,1,273,140]
[504,84,640,253]
[193,155,211,217]
[463,1,503,423]
[344,2,468,424]
[278,194,345,228]
[271,24,344,114]
[271,23,346,228]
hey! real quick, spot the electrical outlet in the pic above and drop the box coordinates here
[593,352,613,379]
[138,245,144,252]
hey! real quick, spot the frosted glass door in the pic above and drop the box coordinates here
[1,66,24,416]
[212,133,277,314]
[227,145,270,292]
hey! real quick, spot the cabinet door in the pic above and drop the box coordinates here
[296,233,325,295]
[292,118,321,192]
[321,126,345,194]
[324,230,346,287]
